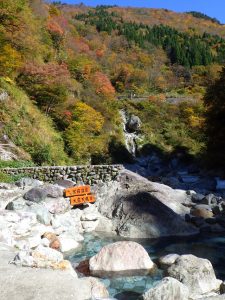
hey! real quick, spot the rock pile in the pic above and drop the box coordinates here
[1,168,225,300]
[185,192,225,233]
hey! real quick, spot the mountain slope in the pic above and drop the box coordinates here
[0,1,223,165]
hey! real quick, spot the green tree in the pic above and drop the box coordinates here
[204,67,225,168]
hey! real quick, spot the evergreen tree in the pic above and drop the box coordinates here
[204,67,225,168]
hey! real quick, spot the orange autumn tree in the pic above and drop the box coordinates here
[17,62,75,115]
[92,71,115,99]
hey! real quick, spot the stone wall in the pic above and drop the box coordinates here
[1,165,124,184]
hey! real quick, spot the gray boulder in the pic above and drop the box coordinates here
[54,179,75,188]
[43,184,64,198]
[0,186,25,209]
[167,254,221,298]
[15,178,43,189]
[126,114,141,132]
[142,277,189,300]
[6,197,26,211]
[24,187,47,203]
[24,184,64,203]
[192,193,205,203]
[27,203,51,225]
[95,170,198,238]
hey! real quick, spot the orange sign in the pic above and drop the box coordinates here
[64,185,96,206]
[70,194,95,206]
[64,185,91,197]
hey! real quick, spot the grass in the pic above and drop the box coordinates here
[0,78,70,166]
[0,160,36,169]
[0,171,28,183]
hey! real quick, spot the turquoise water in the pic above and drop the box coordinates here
[68,233,225,299]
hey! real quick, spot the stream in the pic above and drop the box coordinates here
[68,232,225,300]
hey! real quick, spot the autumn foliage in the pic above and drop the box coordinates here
[0,1,224,165]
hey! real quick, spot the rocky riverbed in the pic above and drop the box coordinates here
[1,169,225,299]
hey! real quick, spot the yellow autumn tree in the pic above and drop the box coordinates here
[0,44,22,77]
[64,102,105,163]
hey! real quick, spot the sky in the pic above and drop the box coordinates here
[54,0,225,24]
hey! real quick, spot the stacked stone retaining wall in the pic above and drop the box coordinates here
[1,165,124,184]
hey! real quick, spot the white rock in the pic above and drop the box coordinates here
[18,211,37,226]
[32,245,63,263]
[89,241,154,274]
[41,238,50,247]
[82,277,109,299]
[52,212,76,230]
[27,234,41,249]
[83,203,98,214]
[13,250,34,267]
[82,220,99,232]
[70,208,84,221]
[95,216,114,233]
[59,230,84,242]
[14,240,30,251]
[13,223,30,236]
[167,254,222,298]
[142,277,189,300]
[31,224,55,236]
[59,237,80,253]
[0,228,14,246]
[43,197,71,214]
[159,254,180,269]
[4,211,21,223]
[81,212,99,221]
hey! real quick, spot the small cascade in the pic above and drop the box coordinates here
[120,110,141,157]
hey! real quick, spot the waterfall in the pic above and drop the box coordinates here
[120,110,139,157]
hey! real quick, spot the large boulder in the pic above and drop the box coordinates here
[142,277,189,300]
[95,170,198,238]
[0,244,109,300]
[27,203,51,225]
[81,277,109,299]
[0,186,25,209]
[6,197,27,211]
[126,114,141,132]
[167,254,221,298]
[24,184,64,203]
[89,241,154,276]
[54,179,75,188]
[43,197,71,214]
[15,178,43,189]
[23,187,47,203]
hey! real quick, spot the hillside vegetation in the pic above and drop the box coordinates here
[0,0,224,167]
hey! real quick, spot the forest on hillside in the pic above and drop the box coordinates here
[0,0,224,170]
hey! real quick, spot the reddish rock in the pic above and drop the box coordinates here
[42,232,57,243]
[50,239,61,250]
[76,259,90,276]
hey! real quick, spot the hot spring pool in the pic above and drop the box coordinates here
[67,233,225,299]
